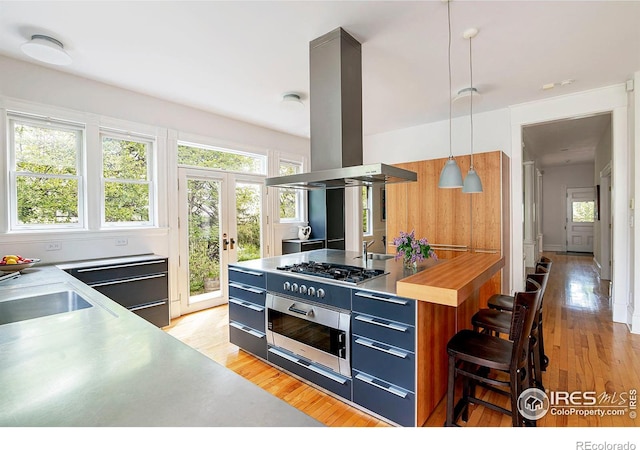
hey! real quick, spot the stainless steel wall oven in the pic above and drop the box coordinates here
[266,292,350,377]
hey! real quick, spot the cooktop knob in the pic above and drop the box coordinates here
[299,285,307,294]
[283,281,291,291]
[291,283,299,292]
[307,286,316,297]
[316,288,325,298]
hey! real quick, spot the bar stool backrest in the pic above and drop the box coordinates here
[509,280,541,370]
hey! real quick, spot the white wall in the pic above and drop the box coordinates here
[364,108,512,164]
[541,163,595,251]
[593,120,613,269]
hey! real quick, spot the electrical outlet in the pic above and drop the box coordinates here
[46,241,62,251]
[115,238,128,246]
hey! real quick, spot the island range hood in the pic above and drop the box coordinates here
[265,27,417,189]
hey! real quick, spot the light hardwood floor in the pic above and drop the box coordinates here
[164,252,640,427]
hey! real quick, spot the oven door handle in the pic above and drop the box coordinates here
[287,303,313,316]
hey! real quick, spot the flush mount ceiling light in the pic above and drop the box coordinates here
[438,0,463,189]
[281,92,304,110]
[462,27,483,194]
[453,86,481,103]
[21,34,72,66]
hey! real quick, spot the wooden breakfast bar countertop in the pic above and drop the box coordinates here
[396,253,504,307]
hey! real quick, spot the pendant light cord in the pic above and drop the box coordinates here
[448,0,453,160]
[469,33,474,169]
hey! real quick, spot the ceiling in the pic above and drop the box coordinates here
[523,113,612,168]
[0,1,638,147]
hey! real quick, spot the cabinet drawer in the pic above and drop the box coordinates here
[352,290,415,325]
[300,241,324,251]
[92,273,168,308]
[69,259,168,284]
[229,321,267,360]
[131,300,169,328]
[228,266,266,289]
[267,346,351,401]
[352,335,415,390]
[353,370,415,427]
[228,282,266,306]
[229,297,266,332]
[352,313,415,351]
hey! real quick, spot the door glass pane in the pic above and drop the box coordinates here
[572,201,595,223]
[188,179,222,302]
[236,182,262,261]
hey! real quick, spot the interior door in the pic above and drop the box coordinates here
[566,187,595,253]
[177,168,265,315]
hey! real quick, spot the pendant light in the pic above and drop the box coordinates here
[438,0,463,189]
[462,28,483,193]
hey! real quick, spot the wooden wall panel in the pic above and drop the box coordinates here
[469,151,502,252]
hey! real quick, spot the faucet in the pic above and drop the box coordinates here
[362,240,375,260]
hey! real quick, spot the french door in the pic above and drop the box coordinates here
[177,167,265,314]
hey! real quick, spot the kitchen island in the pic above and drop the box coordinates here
[0,264,321,427]
[229,249,503,426]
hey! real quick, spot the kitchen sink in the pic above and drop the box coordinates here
[355,253,395,261]
[0,290,93,326]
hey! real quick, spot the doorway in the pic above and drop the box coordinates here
[566,187,595,253]
[177,167,265,315]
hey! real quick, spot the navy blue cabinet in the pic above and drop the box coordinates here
[228,266,267,360]
[64,256,169,328]
[351,289,417,427]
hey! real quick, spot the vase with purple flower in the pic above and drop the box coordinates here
[392,230,437,272]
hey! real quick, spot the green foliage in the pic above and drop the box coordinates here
[178,144,263,173]
[278,162,299,219]
[572,201,595,223]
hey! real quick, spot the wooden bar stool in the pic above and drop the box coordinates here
[445,280,541,427]
[471,269,549,390]
[487,257,553,370]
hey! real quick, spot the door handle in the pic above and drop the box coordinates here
[223,238,229,250]
[230,238,236,250]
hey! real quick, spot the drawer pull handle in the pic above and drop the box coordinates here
[354,292,408,305]
[229,267,264,277]
[229,282,264,295]
[77,260,165,273]
[129,300,166,312]
[354,315,408,332]
[354,337,409,359]
[268,348,347,385]
[229,297,264,312]
[90,273,166,287]
[230,321,265,339]
[355,373,408,399]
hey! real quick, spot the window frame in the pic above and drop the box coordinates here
[177,140,267,175]
[278,159,304,223]
[99,129,156,228]
[7,112,86,231]
[362,185,373,237]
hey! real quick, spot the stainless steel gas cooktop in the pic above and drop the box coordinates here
[275,261,387,284]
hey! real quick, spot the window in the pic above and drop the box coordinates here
[177,142,266,174]
[362,186,372,236]
[8,114,84,229]
[572,201,595,223]
[101,132,154,225]
[279,160,303,221]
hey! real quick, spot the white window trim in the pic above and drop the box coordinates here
[1,97,166,235]
[7,112,86,231]
[278,158,305,223]
[99,130,156,228]
[362,186,373,237]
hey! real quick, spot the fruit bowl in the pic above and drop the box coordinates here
[0,258,41,272]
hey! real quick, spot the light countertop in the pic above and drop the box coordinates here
[0,265,321,427]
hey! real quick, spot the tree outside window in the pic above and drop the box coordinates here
[279,161,302,221]
[10,116,83,228]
